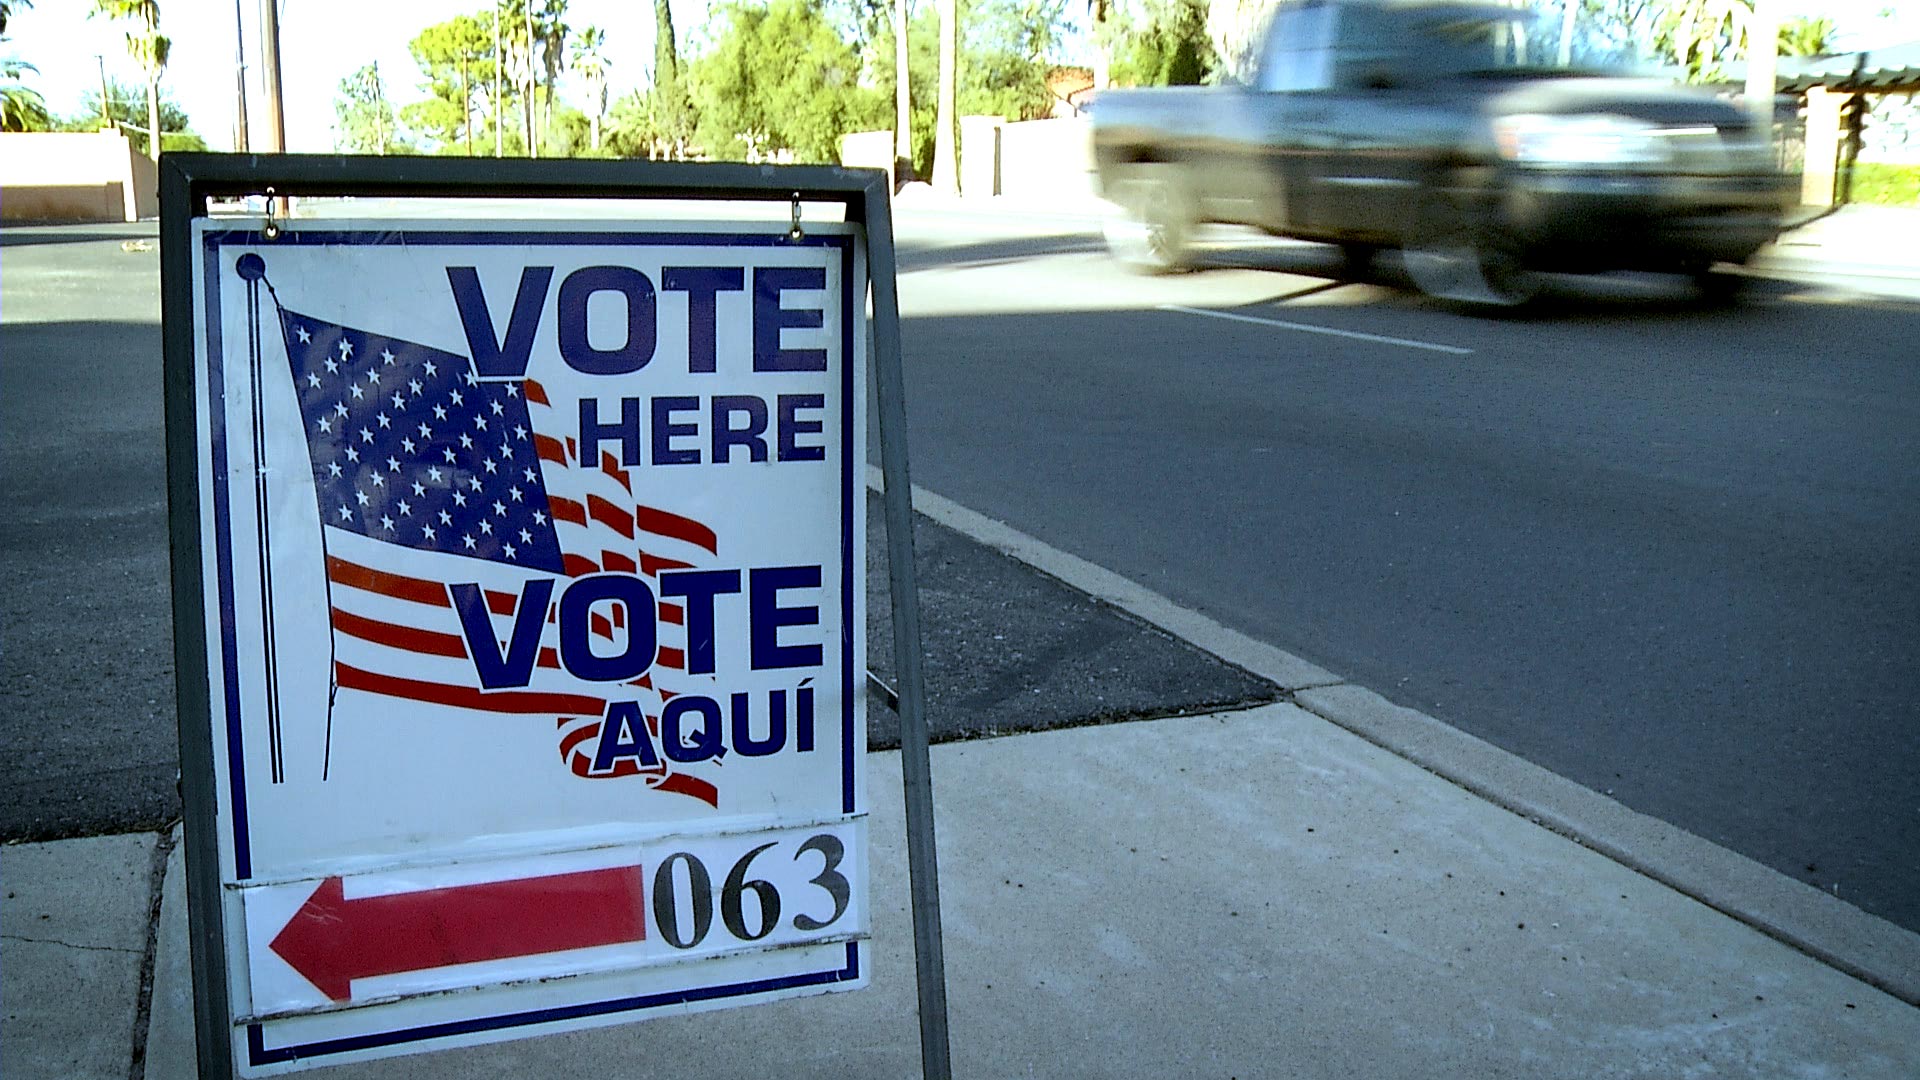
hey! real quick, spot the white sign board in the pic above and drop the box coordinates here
[187,219,868,1073]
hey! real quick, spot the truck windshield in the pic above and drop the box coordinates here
[1410,4,1652,78]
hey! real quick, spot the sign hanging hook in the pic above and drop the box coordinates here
[262,187,281,240]
[789,191,804,241]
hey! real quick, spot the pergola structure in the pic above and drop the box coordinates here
[1775,41,1920,206]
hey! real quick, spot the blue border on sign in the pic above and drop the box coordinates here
[197,226,861,1066]
[246,943,861,1065]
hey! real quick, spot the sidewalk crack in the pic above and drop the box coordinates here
[0,933,142,954]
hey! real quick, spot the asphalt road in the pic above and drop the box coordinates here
[888,209,1920,935]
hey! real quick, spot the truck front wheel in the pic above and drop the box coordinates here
[1103,164,1196,274]
[1401,185,1538,307]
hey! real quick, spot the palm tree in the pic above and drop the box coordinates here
[92,0,168,161]
[1777,15,1833,57]
[570,24,607,150]
[536,0,568,148]
[933,0,957,193]
[893,0,911,181]
[496,0,536,155]
[1659,0,1751,81]
[1086,0,1111,89]
[1,59,49,131]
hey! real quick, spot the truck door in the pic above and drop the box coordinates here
[1246,0,1337,236]
[1287,0,1412,239]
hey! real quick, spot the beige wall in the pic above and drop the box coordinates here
[995,118,1094,200]
[840,117,1096,201]
[0,132,156,223]
[838,130,897,190]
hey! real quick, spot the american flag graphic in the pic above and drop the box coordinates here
[275,303,722,807]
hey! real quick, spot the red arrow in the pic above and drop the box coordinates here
[269,866,646,1001]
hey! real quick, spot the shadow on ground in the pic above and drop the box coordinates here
[865,491,1278,750]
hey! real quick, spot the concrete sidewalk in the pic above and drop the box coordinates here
[7,699,1918,1079]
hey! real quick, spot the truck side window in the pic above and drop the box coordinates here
[1331,4,1401,89]
[1254,0,1333,92]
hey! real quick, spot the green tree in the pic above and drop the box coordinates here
[1777,14,1833,57]
[652,0,697,157]
[91,0,167,162]
[335,61,407,153]
[958,0,1063,118]
[54,76,201,148]
[570,24,609,149]
[1109,0,1214,86]
[1655,0,1750,82]
[867,0,1061,177]
[1,58,47,131]
[1,2,47,131]
[691,0,878,162]
[409,13,494,154]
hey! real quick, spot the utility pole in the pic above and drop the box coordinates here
[259,0,287,152]
[232,0,250,151]
[95,54,113,129]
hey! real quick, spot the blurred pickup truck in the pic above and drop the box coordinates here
[1089,0,1797,303]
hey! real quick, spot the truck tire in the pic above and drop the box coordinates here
[1103,164,1196,274]
[1402,185,1538,307]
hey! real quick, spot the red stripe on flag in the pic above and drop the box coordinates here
[330,608,467,658]
[602,551,636,573]
[591,611,613,640]
[327,557,520,613]
[539,646,560,669]
[636,505,719,554]
[657,646,685,670]
[524,379,550,406]
[327,557,447,607]
[659,603,683,626]
[548,496,586,527]
[600,451,632,493]
[335,662,604,715]
[563,554,600,577]
[534,434,567,466]
[640,553,692,577]
[588,495,635,539]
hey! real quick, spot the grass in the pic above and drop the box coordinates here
[1847,162,1920,206]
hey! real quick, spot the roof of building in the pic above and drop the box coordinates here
[1774,40,1920,94]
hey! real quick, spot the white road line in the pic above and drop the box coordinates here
[1161,303,1475,355]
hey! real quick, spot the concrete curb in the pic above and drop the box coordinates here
[869,466,1920,1008]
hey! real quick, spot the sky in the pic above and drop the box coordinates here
[7,0,1919,152]
[5,0,722,150]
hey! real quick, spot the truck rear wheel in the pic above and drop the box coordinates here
[1103,164,1195,274]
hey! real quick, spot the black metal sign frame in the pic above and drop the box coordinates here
[159,154,949,1079]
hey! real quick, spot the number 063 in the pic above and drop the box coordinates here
[651,833,851,950]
